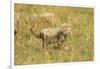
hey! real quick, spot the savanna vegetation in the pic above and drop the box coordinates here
[14,4,94,65]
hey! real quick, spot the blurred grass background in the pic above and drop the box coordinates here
[14,4,94,65]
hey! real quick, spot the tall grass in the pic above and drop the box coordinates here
[14,4,94,65]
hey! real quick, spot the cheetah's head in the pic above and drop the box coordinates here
[60,23,72,37]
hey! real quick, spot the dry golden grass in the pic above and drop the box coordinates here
[14,4,94,65]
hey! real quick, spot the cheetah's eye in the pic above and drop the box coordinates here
[69,28,71,31]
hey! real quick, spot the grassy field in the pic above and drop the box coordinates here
[14,4,94,65]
